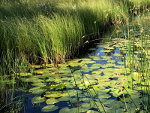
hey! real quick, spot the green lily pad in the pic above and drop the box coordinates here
[46,98,58,104]
[117,61,124,65]
[113,53,122,57]
[68,90,81,96]
[59,107,77,113]
[44,91,62,98]
[58,96,69,101]
[89,56,101,61]
[78,103,91,112]
[32,82,46,87]
[80,59,96,64]
[92,102,110,112]
[90,64,102,69]
[81,67,93,73]
[107,60,116,64]
[97,93,111,99]
[29,87,46,94]
[31,96,45,104]
[41,105,58,112]
[55,83,66,90]
[28,77,44,83]
[57,67,71,74]
[70,98,79,104]
[92,70,103,75]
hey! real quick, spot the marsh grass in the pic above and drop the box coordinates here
[0,0,150,74]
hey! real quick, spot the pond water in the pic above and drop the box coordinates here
[0,38,144,113]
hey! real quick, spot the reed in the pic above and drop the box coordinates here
[0,0,149,74]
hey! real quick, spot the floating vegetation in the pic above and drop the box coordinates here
[7,37,148,112]
[1,35,150,112]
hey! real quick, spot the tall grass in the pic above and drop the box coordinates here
[118,12,150,111]
[0,0,149,74]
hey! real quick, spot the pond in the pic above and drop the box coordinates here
[0,38,145,113]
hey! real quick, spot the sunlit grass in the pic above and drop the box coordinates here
[0,0,149,74]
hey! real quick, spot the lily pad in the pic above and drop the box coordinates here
[29,87,46,94]
[58,96,69,101]
[78,103,91,112]
[89,56,101,61]
[31,96,45,104]
[59,107,76,113]
[32,82,46,87]
[90,64,102,69]
[46,98,58,104]
[44,91,62,98]
[41,105,58,112]
[80,59,96,64]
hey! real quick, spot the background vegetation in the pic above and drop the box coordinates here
[0,0,150,74]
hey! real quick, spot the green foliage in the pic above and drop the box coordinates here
[1,0,149,74]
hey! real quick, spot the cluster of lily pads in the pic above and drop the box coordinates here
[18,38,146,113]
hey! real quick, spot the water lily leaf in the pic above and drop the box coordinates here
[32,82,46,87]
[60,92,68,97]
[92,102,110,112]
[41,105,58,112]
[55,83,66,90]
[57,67,71,74]
[92,69,103,75]
[70,98,78,103]
[81,67,93,73]
[113,53,122,57]
[104,100,125,110]
[65,82,73,88]
[97,93,111,99]
[78,103,91,112]
[59,107,76,113]
[102,56,112,59]
[23,77,43,83]
[68,90,81,96]
[111,108,124,113]
[44,91,62,98]
[31,96,45,104]
[89,56,101,61]
[46,98,58,104]
[90,64,102,69]
[58,96,69,101]
[117,61,124,65]
[80,59,96,64]
[80,98,91,103]
[107,60,116,63]
[29,87,46,94]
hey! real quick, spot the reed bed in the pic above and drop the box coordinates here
[0,0,149,74]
